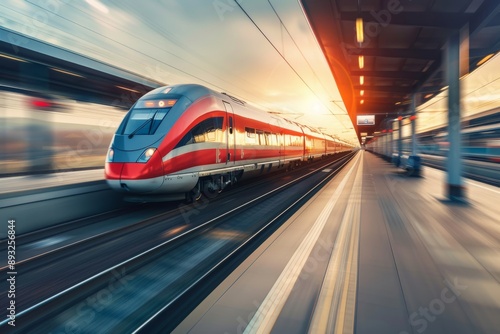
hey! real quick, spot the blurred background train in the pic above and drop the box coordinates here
[104,84,353,201]
[0,85,123,175]
[418,110,500,163]
[366,109,500,163]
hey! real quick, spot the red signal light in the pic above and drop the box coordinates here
[31,98,52,108]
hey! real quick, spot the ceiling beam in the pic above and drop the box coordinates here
[346,47,441,60]
[413,56,443,92]
[470,0,500,37]
[340,11,470,29]
[354,85,412,93]
[351,70,423,80]
[358,97,403,104]
[358,101,400,106]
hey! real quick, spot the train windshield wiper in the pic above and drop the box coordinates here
[128,116,153,139]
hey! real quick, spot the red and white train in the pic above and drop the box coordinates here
[105,84,353,201]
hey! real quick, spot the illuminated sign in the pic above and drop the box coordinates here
[137,99,177,108]
[357,115,375,125]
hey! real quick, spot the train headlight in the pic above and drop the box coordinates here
[137,147,156,163]
[106,148,114,162]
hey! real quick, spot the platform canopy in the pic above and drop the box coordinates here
[300,0,500,141]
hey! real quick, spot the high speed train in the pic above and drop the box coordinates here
[105,84,353,201]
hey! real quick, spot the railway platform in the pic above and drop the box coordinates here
[0,168,104,195]
[175,150,500,334]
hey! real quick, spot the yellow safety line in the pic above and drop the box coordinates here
[335,188,361,334]
[309,155,363,333]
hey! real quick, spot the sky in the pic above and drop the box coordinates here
[0,0,359,145]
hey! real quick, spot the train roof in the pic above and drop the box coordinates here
[142,84,214,102]
[141,84,331,137]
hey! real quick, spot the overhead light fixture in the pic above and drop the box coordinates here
[360,90,364,96]
[356,18,364,44]
[476,53,494,67]
[360,100,364,104]
[395,101,401,105]
[358,55,364,69]
[424,93,433,99]
[359,75,364,85]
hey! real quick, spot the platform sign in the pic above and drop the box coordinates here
[357,115,375,125]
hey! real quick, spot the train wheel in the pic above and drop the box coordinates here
[188,181,202,202]
[202,179,220,199]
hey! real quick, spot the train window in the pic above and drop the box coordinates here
[246,127,256,137]
[210,117,223,141]
[257,130,265,145]
[265,132,272,145]
[175,117,223,148]
[151,109,169,133]
[284,134,291,146]
[245,127,256,144]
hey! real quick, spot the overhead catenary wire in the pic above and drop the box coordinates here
[234,0,351,134]
[233,0,345,119]
[266,0,335,107]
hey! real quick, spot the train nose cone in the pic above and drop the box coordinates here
[105,162,124,191]
[117,156,165,193]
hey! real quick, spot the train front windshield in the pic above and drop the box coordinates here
[119,99,177,136]
[122,108,169,136]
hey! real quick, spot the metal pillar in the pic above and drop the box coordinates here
[411,96,418,156]
[389,124,394,161]
[397,116,402,166]
[384,131,388,157]
[445,30,465,200]
[407,94,421,176]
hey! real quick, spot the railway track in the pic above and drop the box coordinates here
[0,204,177,271]
[0,153,350,274]
[0,152,356,333]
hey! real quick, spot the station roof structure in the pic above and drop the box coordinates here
[300,0,500,141]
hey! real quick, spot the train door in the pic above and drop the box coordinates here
[223,101,236,165]
[271,117,284,166]
[299,125,307,161]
